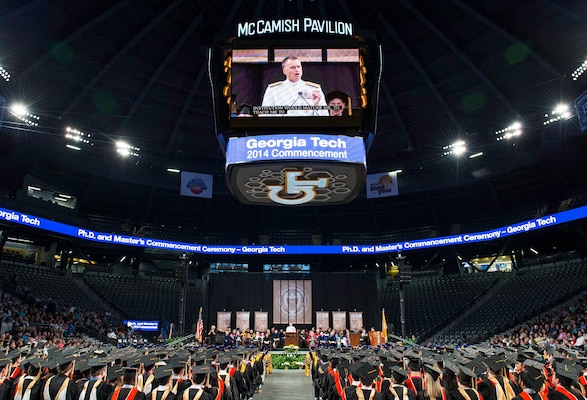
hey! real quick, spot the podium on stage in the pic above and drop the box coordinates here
[369,331,386,346]
[349,332,360,347]
[285,332,298,346]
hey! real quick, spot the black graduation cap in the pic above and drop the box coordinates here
[0,358,11,368]
[217,355,232,365]
[325,90,349,104]
[55,354,76,371]
[520,361,545,391]
[554,361,581,381]
[153,366,174,380]
[107,366,124,381]
[458,365,479,381]
[169,357,187,369]
[127,357,142,369]
[23,357,43,370]
[482,355,509,373]
[390,365,409,377]
[141,355,160,369]
[192,364,214,375]
[423,363,443,380]
[350,362,379,384]
[74,359,91,374]
[88,358,108,372]
[443,360,459,375]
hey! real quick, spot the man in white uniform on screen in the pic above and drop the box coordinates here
[261,56,328,116]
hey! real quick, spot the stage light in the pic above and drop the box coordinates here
[543,103,573,126]
[529,247,539,255]
[469,152,484,159]
[167,168,180,173]
[66,144,81,151]
[9,103,40,126]
[116,140,140,157]
[571,60,587,81]
[65,126,92,145]
[495,121,522,141]
[0,65,10,82]
[442,140,466,157]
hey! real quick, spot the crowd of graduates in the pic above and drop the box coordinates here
[0,344,268,400]
[308,343,587,400]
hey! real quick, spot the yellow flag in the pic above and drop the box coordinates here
[381,309,388,341]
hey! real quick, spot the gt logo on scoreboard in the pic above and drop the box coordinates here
[267,170,328,205]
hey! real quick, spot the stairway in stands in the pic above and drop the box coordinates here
[69,273,123,317]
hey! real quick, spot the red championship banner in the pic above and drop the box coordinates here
[349,311,363,332]
[273,280,312,324]
[316,311,329,330]
[217,311,232,333]
[254,311,268,332]
[332,311,347,331]
[236,311,250,332]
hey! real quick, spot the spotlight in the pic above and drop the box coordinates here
[543,103,573,126]
[9,103,40,126]
[441,140,466,157]
[116,140,140,157]
[0,65,10,82]
[65,126,92,145]
[571,60,587,81]
[495,122,522,141]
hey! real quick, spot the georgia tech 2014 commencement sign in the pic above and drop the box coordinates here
[225,134,366,205]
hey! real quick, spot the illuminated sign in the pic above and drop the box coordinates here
[0,206,585,254]
[226,134,365,164]
[236,18,354,37]
[124,320,159,332]
[225,134,366,205]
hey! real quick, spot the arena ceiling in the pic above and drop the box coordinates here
[0,0,586,250]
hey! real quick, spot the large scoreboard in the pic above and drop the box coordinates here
[209,19,381,206]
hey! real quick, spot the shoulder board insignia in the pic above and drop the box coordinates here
[268,81,283,87]
[306,81,320,88]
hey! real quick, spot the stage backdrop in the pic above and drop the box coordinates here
[349,311,364,332]
[316,311,329,330]
[236,311,250,331]
[332,311,347,331]
[208,273,378,330]
[254,311,268,331]
[273,280,312,324]
[217,311,231,332]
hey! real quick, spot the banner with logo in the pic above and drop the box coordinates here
[349,311,363,332]
[575,90,587,132]
[180,171,213,198]
[236,311,250,331]
[254,311,268,332]
[366,171,399,198]
[332,311,347,331]
[316,311,329,330]
[216,311,232,333]
[273,280,312,324]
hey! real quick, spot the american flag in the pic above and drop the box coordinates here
[195,307,204,343]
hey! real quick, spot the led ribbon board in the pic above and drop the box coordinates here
[1,205,586,254]
[225,134,366,205]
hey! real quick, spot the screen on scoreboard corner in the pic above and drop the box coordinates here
[229,44,363,129]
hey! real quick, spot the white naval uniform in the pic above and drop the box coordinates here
[261,79,328,116]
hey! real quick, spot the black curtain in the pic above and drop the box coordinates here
[207,272,378,331]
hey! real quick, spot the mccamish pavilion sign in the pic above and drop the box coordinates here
[236,18,354,37]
